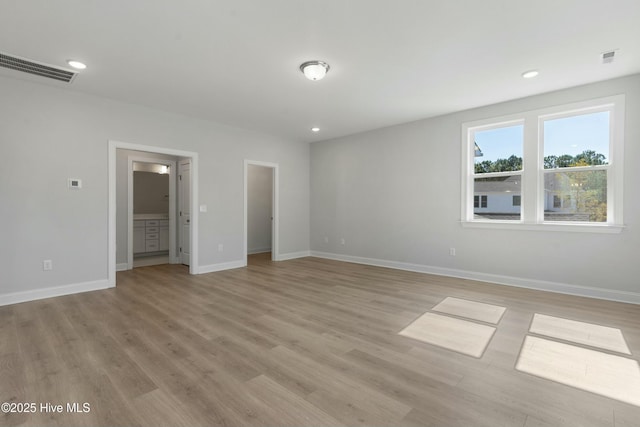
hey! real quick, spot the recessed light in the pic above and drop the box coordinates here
[311,127,320,132]
[522,70,539,79]
[67,60,87,70]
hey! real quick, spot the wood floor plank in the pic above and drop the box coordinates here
[0,306,19,357]
[268,345,413,425]
[2,255,639,426]
[0,353,28,427]
[244,375,345,427]
[131,388,204,427]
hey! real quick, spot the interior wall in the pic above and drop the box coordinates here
[247,165,273,254]
[310,74,640,301]
[133,171,170,214]
[0,75,309,301]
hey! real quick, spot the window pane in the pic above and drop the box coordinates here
[543,111,609,169]
[544,170,607,222]
[474,125,523,173]
[474,175,521,220]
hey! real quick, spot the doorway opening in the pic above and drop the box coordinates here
[128,157,177,269]
[244,160,278,265]
[108,140,199,286]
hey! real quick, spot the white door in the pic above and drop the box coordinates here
[178,159,191,265]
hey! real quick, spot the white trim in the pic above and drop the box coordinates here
[198,260,246,274]
[309,251,640,305]
[461,94,625,230]
[116,263,129,272]
[127,156,177,270]
[248,247,273,255]
[108,140,199,286]
[275,250,311,261]
[244,160,279,263]
[610,95,625,226]
[178,158,194,266]
[461,221,624,233]
[0,280,112,307]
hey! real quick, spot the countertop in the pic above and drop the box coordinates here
[133,213,169,220]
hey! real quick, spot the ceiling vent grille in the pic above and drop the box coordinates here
[0,52,77,83]
[601,50,616,64]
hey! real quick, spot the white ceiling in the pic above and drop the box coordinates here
[1,0,639,143]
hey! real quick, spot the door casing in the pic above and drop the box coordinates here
[108,140,199,286]
[244,159,279,263]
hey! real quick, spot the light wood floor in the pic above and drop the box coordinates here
[1,256,639,426]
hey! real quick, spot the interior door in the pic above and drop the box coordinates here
[178,159,191,266]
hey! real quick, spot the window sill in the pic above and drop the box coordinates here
[461,220,624,234]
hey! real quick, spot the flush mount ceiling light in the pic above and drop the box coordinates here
[522,69,539,79]
[67,60,87,70]
[311,127,320,132]
[300,60,330,81]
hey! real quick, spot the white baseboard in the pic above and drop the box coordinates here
[310,251,640,305]
[275,250,311,261]
[197,251,310,272]
[248,248,272,255]
[0,279,113,307]
[197,259,246,274]
[116,263,129,272]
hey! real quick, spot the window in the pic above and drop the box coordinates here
[543,111,609,222]
[472,123,523,220]
[474,195,488,208]
[461,95,624,232]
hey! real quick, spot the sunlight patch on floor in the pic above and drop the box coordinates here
[432,297,506,324]
[529,313,630,354]
[516,335,640,407]
[399,312,496,358]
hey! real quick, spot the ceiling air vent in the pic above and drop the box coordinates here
[601,50,616,64]
[0,52,77,83]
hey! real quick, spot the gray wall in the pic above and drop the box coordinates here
[0,75,309,298]
[133,171,169,214]
[2,68,638,304]
[247,165,273,254]
[311,74,640,298]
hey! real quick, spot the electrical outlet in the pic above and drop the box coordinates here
[68,178,82,189]
[218,244,223,252]
[43,260,53,271]
[324,236,329,243]
[449,248,456,256]
[340,238,345,245]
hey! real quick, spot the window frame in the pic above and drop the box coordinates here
[461,95,624,233]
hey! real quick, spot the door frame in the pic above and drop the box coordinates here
[178,158,192,265]
[109,140,199,286]
[127,156,178,269]
[244,160,279,263]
